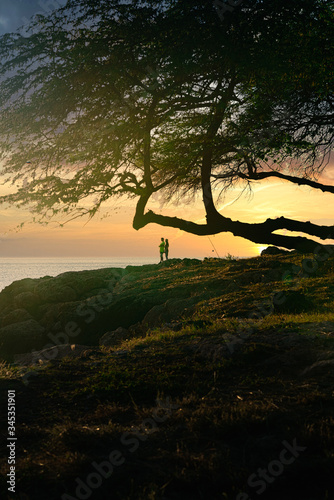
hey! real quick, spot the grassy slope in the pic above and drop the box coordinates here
[0,253,334,500]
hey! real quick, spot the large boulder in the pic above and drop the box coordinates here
[273,290,312,313]
[35,269,122,299]
[34,281,77,303]
[301,359,334,376]
[1,308,32,327]
[142,297,197,328]
[0,278,42,315]
[261,246,290,256]
[14,291,41,313]
[0,319,46,358]
[0,268,127,358]
[99,327,131,347]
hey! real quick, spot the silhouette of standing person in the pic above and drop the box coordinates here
[159,237,165,262]
[165,239,169,260]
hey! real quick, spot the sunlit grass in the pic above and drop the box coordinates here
[0,361,22,379]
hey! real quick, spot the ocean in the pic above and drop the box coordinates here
[0,256,158,292]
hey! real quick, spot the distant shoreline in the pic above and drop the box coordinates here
[0,256,158,292]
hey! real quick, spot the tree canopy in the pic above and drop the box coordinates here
[0,0,333,252]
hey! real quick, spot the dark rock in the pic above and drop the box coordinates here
[14,291,41,312]
[1,308,32,327]
[34,280,77,303]
[99,327,130,347]
[38,301,83,330]
[194,340,229,361]
[53,269,122,297]
[261,246,290,256]
[124,264,159,274]
[106,295,165,329]
[273,290,312,313]
[0,319,46,358]
[0,278,42,313]
[142,297,197,328]
[0,261,216,358]
[301,359,334,376]
[0,256,317,361]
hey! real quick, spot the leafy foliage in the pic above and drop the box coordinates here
[0,0,333,250]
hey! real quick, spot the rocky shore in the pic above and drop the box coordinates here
[0,251,329,364]
[0,258,212,361]
[1,253,334,499]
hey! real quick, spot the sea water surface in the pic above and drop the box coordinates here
[0,256,157,292]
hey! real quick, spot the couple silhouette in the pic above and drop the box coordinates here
[159,238,169,262]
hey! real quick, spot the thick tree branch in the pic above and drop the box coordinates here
[237,171,334,194]
[133,208,334,254]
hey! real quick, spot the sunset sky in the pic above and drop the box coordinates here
[1,167,334,259]
[0,1,333,259]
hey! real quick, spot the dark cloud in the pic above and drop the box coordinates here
[0,0,66,35]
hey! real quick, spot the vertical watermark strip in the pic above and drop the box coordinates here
[7,389,16,493]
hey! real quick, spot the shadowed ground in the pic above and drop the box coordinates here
[0,252,334,499]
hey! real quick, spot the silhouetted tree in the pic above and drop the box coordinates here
[0,0,333,251]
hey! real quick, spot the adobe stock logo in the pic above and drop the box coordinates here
[236,439,307,499]
[61,397,177,500]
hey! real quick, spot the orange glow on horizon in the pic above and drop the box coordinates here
[1,164,334,258]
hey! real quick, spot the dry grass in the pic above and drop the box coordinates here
[1,253,334,499]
